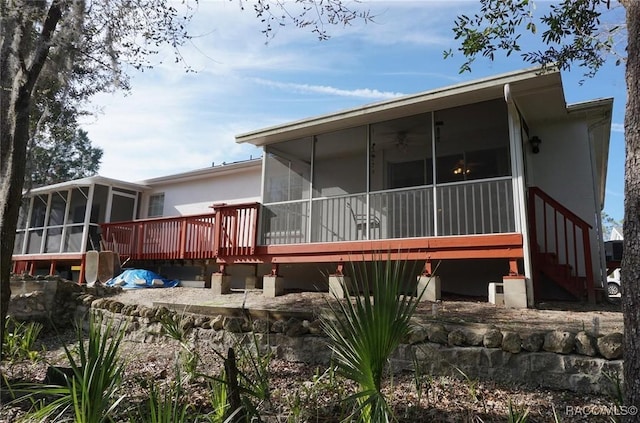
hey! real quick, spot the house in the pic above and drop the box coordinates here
[12,67,613,308]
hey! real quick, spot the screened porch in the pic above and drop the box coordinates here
[260,99,517,246]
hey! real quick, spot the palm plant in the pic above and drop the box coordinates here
[14,311,126,422]
[320,258,422,423]
[159,311,199,379]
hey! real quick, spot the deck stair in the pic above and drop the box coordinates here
[528,187,595,303]
[535,250,587,300]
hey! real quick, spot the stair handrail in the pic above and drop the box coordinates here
[528,187,592,231]
[528,186,595,302]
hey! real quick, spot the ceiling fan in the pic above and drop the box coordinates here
[394,131,410,152]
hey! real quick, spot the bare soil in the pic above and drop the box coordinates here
[109,287,624,335]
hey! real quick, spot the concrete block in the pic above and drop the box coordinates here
[180,280,206,288]
[417,275,441,302]
[488,282,504,305]
[211,273,231,296]
[503,276,527,309]
[328,275,352,299]
[263,275,284,297]
[245,275,262,289]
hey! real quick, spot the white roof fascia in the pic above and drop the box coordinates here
[236,67,562,146]
[24,176,149,196]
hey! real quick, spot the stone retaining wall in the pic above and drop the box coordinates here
[86,297,623,396]
[8,274,120,328]
[7,275,624,396]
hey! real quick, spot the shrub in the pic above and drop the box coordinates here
[2,317,43,362]
[321,258,422,423]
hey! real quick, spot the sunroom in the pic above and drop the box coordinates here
[12,176,145,277]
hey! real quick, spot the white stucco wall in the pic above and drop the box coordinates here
[139,163,262,218]
[525,117,604,287]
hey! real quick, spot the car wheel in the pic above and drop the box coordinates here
[607,282,620,296]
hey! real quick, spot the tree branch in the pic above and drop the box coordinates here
[23,0,64,97]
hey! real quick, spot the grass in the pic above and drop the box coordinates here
[131,368,194,423]
[2,317,43,362]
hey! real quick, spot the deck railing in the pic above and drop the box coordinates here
[438,178,514,236]
[100,203,260,261]
[261,178,513,244]
[528,186,595,301]
[214,203,260,257]
[101,213,216,260]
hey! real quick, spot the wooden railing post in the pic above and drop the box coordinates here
[179,219,187,259]
[213,206,223,257]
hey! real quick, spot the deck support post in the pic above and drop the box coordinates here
[211,264,231,296]
[504,258,532,308]
[417,260,440,302]
[503,275,528,309]
[508,259,520,276]
[263,264,284,297]
[328,263,353,299]
[417,274,441,302]
[422,260,433,277]
[79,256,86,285]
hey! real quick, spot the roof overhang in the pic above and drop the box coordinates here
[137,158,262,186]
[24,176,149,196]
[236,67,566,146]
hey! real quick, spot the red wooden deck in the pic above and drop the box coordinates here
[14,186,596,302]
[98,202,524,272]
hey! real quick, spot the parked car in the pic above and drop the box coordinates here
[607,272,621,297]
[604,240,623,297]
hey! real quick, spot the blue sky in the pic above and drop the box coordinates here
[81,1,626,221]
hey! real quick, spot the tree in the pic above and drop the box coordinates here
[29,128,102,187]
[0,0,369,355]
[25,69,103,188]
[0,0,196,356]
[446,0,639,412]
[602,211,623,241]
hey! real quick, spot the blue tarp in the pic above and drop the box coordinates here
[106,269,179,289]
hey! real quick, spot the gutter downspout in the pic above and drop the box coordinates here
[504,83,535,306]
[586,116,612,290]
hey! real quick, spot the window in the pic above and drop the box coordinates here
[148,193,164,217]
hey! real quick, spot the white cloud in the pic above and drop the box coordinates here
[76,0,626,225]
[611,123,624,133]
[250,78,405,99]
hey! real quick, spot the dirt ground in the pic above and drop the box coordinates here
[109,287,624,335]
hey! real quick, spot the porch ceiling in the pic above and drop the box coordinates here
[236,67,567,147]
